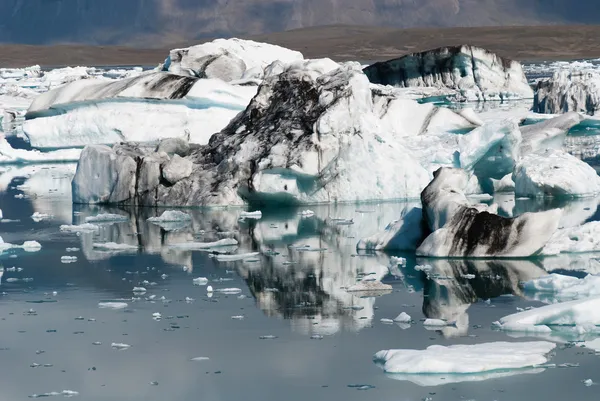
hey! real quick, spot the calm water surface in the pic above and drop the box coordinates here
[1,164,600,400]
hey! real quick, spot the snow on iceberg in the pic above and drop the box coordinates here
[514,149,600,198]
[364,46,533,101]
[71,63,434,206]
[417,167,562,257]
[160,38,303,81]
[373,341,555,379]
[493,296,600,333]
[542,221,600,255]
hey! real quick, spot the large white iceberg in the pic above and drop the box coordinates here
[23,73,257,148]
[363,45,533,101]
[534,69,600,115]
[160,38,304,81]
[72,63,444,206]
[514,149,600,198]
[374,341,555,377]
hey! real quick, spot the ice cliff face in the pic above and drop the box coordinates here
[533,70,600,115]
[363,45,533,101]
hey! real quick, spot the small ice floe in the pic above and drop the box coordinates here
[85,213,128,223]
[133,287,146,294]
[390,256,407,266]
[423,319,453,327]
[190,357,210,361]
[211,252,260,262]
[147,211,191,223]
[300,210,315,217]
[374,341,556,376]
[185,297,195,303]
[193,277,208,286]
[152,312,162,321]
[169,238,238,250]
[393,312,412,323]
[231,315,245,320]
[29,390,79,398]
[92,243,138,252]
[207,286,213,293]
[239,211,262,220]
[31,212,52,222]
[380,318,394,324]
[60,256,77,264]
[584,379,594,387]
[98,302,128,310]
[348,384,375,391]
[347,281,392,293]
[259,335,278,340]
[214,288,242,295]
[522,274,600,301]
[493,296,600,333]
[415,265,432,272]
[461,273,476,279]
[310,334,324,340]
[59,224,99,233]
[66,247,79,252]
[111,343,131,350]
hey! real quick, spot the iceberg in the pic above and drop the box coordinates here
[523,274,600,301]
[493,296,600,332]
[71,63,433,206]
[160,38,303,81]
[417,167,562,257]
[374,341,555,376]
[534,69,600,115]
[23,73,257,148]
[542,221,600,255]
[84,213,128,223]
[513,149,600,198]
[363,46,533,101]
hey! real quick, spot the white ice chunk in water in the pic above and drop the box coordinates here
[300,210,315,217]
[211,252,260,262]
[423,319,451,327]
[60,223,99,232]
[394,313,412,323]
[85,213,128,223]
[133,287,147,293]
[493,296,600,332]
[543,222,600,255]
[98,302,128,310]
[214,288,242,294]
[523,274,600,301]
[374,341,555,375]
[111,343,131,350]
[239,211,262,219]
[60,256,77,264]
[190,357,210,361]
[31,212,52,222]
[193,277,209,286]
[148,210,191,222]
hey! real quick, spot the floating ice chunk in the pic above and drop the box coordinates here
[148,210,191,227]
[543,222,600,255]
[92,242,138,252]
[214,288,242,295]
[60,256,77,264]
[231,315,245,320]
[347,281,392,293]
[152,312,162,320]
[0,208,2,218]
[493,296,600,332]
[380,318,394,324]
[523,274,600,301]
[111,343,131,350]
[393,312,412,323]
[59,223,99,232]
[193,277,209,286]
[423,319,451,327]
[98,302,128,310]
[206,286,213,293]
[22,241,42,251]
[169,238,238,250]
[374,341,555,377]
[259,335,278,340]
[514,149,600,198]
[239,211,262,219]
[190,357,210,361]
[85,213,128,223]
[584,379,594,387]
[133,287,147,293]
[31,212,52,222]
[211,252,260,262]
[300,210,315,217]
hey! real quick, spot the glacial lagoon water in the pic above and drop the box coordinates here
[2,166,600,400]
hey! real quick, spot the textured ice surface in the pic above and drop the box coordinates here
[494,296,600,332]
[374,341,555,374]
[523,274,600,301]
[543,221,600,255]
